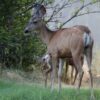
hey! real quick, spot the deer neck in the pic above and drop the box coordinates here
[38,23,55,45]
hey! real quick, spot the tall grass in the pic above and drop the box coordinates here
[0,79,100,100]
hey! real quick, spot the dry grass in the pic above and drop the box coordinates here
[92,50,100,75]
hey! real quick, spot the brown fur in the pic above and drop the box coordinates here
[73,25,91,34]
[25,4,94,98]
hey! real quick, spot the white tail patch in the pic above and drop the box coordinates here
[83,33,91,47]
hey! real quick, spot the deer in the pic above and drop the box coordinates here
[41,53,79,87]
[24,3,94,99]
[41,25,91,87]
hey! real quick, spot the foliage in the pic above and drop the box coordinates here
[0,0,46,69]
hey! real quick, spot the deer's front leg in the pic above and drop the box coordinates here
[50,56,58,92]
[58,58,64,92]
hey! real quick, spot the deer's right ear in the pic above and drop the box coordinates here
[32,4,46,18]
[39,5,46,17]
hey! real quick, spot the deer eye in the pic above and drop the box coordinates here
[33,21,38,24]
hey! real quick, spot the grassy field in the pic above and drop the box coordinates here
[0,79,100,100]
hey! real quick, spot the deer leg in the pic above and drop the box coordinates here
[45,61,52,87]
[58,58,64,92]
[65,63,69,77]
[71,66,74,84]
[50,56,58,91]
[45,71,48,87]
[78,69,84,90]
[85,47,93,87]
[45,67,52,87]
[72,55,84,90]
[72,66,78,85]
[71,55,84,85]
[64,63,68,83]
[85,47,95,100]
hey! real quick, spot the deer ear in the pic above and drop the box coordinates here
[39,5,46,17]
[32,4,46,18]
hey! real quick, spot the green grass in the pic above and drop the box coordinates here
[0,80,100,100]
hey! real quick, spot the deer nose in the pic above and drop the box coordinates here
[24,29,29,33]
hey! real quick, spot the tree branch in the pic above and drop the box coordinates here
[60,0,100,28]
[77,11,100,17]
[46,0,81,22]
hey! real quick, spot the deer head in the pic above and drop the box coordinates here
[24,3,46,33]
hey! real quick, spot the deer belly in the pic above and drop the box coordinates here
[58,49,72,58]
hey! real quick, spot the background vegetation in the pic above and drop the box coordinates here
[0,0,47,69]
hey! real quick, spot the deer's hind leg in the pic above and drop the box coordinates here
[72,54,84,90]
[85,46,94,100]
[72,66,78,85]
